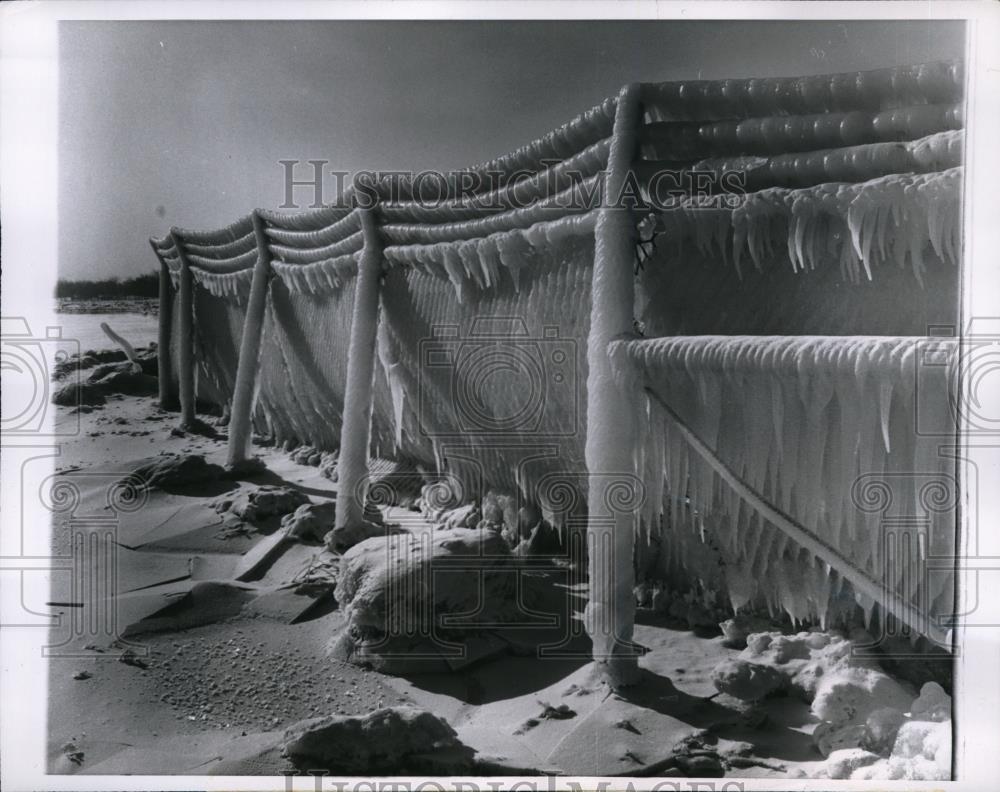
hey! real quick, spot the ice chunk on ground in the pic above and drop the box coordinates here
[282,706,474,773]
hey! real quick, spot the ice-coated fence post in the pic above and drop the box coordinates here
[149,239,177,410]
[584,82,643,687]
[169,230,196,428]
[226,211,273,468]
[334,207,383,535]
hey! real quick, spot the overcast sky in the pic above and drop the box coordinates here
[59,20,965,280]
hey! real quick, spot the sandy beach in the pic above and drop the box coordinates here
[44,366,951,779]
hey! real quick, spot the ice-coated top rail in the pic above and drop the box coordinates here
[640,60,963,121]
[150,59,963,263]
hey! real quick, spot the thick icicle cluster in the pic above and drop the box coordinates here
[648,167,961,285]
[377,228,596,506]
[612,335,957,635]
[383,213,597,302]
[271,254,360,295]
[189,267,254,300]
[154,221,263,409]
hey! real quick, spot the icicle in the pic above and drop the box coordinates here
[789,197,810,273]
[877,375,894,456]
[440,245,467,303]
[475,236,500,289]
[303,265,319,295]
[851,198,874,281]
[495,232,527,293]
[451,242,477,288]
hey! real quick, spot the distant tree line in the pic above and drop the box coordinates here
[55,272,159,300]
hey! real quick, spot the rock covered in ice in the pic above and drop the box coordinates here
[910,681,951,721]
[711,658,785,700]
[86,362,158,395]
[52,381,107,407]
[811,666,913,727]
[281,501,337,543]
[282,706,474,773]
[887,719,951,779]
[848,719,954,780]
[317,451,338,479]
[290,445,323,466]
[861,707,908,755]
[719,615,775,648]
[217,485,310,523]
[130,453,225,490]
[726,630,876,701]
[336,528,520,628]
[749,632,813,663]
[817,748,881,779]
[813,721,868,758]
[790,659,830,699]
[52,345,157,380]
[332,529,531,671]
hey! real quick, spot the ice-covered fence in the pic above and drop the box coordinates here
[150,216,256,425]
[149,60,965,676]
[251,207,398,457]
[378,214,597,496]
[611,335,956,644]
[634,62,964,336]
[619,61,963,647]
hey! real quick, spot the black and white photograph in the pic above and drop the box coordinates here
[2,2,999,789]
